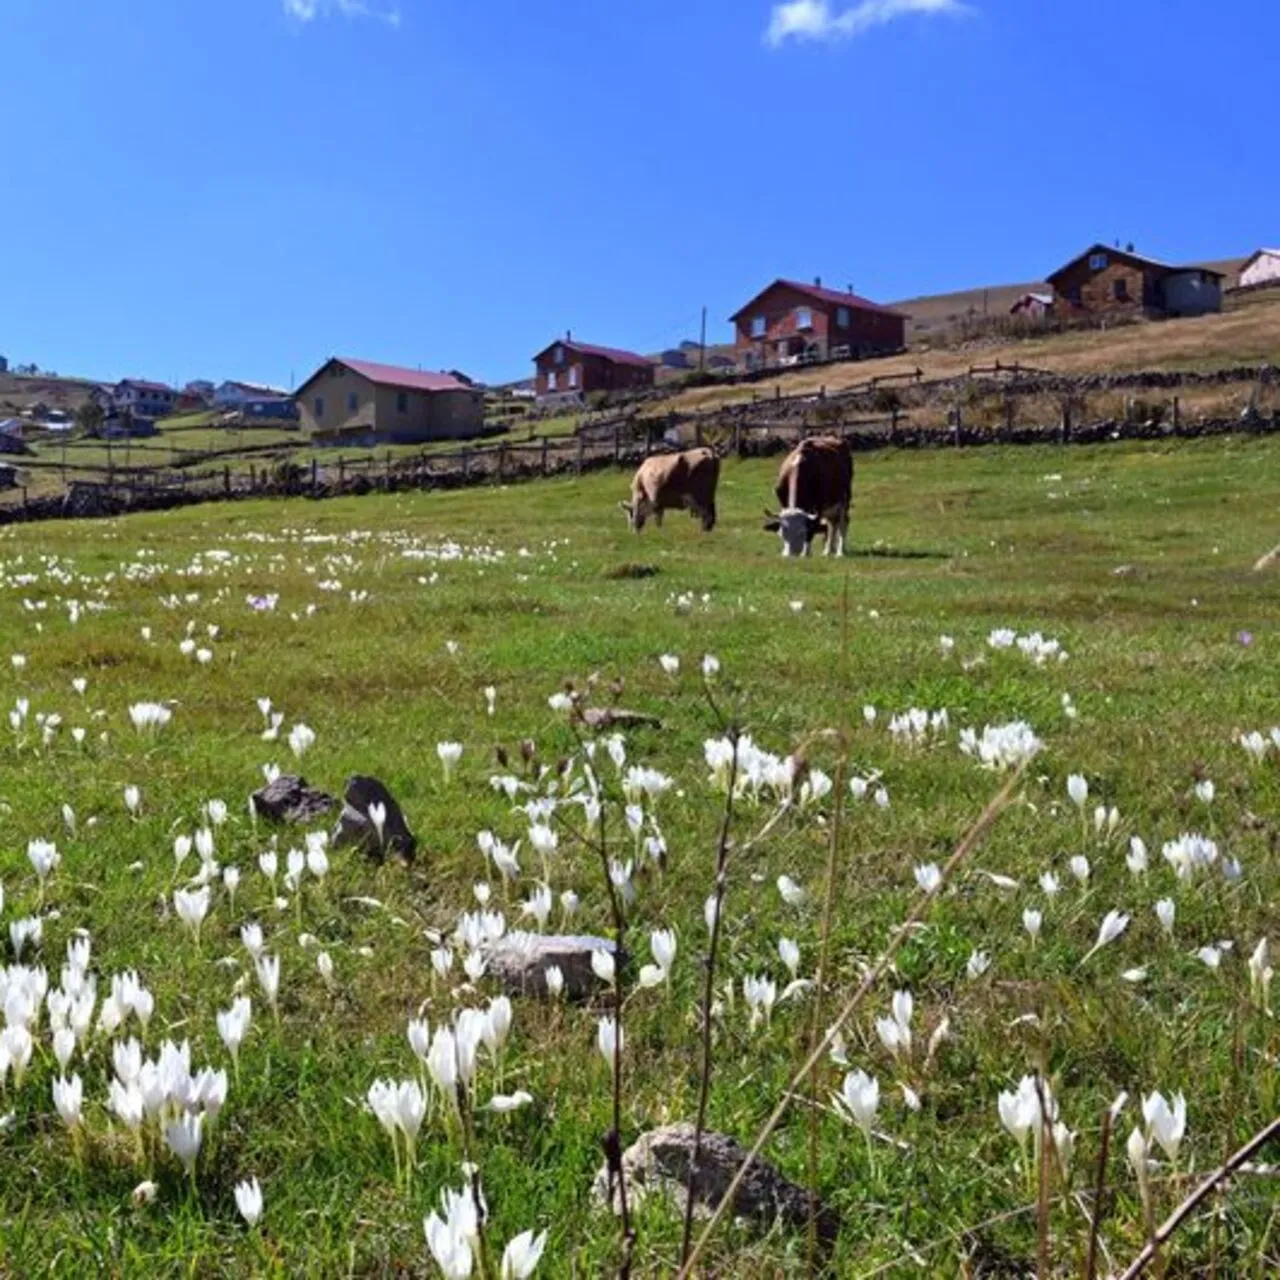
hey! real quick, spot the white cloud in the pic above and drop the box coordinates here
[766,0,969,47]
[283,0,401,27]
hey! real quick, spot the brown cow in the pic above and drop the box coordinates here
[762,436,854,557]
[619,447,720,533]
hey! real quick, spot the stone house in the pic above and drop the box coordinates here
[1047,245,1223,318]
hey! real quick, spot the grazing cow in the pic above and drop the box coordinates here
[619,447,720,533]
[762,436,854,557]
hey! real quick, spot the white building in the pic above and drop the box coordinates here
[214,380,289,409]
[1239,249,1280,290]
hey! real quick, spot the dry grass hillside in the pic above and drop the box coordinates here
[660,287,1280,416]
[0,372,102,417]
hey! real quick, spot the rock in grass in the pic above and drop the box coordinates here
[331,775,416,862]
[579,707,662,732]
[486,932,622,1000]
[592,1123,839,1245]
[251,775,336,825]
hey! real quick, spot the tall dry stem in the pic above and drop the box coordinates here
[678,764,1028,1278]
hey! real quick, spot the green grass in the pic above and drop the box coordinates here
[155,411,223,431]
[0,438,1277,1277]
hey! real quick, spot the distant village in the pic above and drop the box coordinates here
[3,244,1277,457]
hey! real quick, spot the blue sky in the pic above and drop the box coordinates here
[3,0,1276,388]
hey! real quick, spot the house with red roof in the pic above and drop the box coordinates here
[730,278,907,370]
[294,357,484,444]
[532,334,654,403]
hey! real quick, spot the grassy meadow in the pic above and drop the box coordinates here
[0,437,1277,1277]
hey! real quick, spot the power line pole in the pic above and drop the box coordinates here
[699,305,707,371]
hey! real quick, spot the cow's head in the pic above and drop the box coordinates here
[618,499,645,532]
[763,508,825,557]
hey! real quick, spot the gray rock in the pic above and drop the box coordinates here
[251,774,336,825]
[579,707,662,732]
[592,1123,839,1245]
[331,775,416,861]
[486,932,622,1000]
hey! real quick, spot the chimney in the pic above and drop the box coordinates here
[847,283,854,295]
[566,329,572,342]
[814,276,822,288]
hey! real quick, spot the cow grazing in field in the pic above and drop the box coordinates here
[762,436,854,557]
[619,447,720,533]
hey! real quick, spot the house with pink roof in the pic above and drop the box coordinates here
[294,357,483,444]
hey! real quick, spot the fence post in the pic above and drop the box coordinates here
[694,420,703,449]
[224,465,231,495]
[498,444,507,483]
[250,463,256,491]
[890,406,899,444]
[952,406,962,449]
[576,433,584,475]
[733,420,742,456]
[339,456,345,487]
[386,451,393,487]
[1172,397,1179,431]
[613,424,621,464]
[541,436,549,476]
[462,448,470,482]
[311,458,318,494]
[1061,402,1071,444]
[775,385,781,401]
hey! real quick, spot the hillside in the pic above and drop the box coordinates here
[0,372,103,417]
[659,284,1280,416]
[1,439,1278,1273]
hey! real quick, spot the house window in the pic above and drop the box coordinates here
[836,307,850,328]
[554,346,565,365]
[397,391,408,413]
[750,316,766,338]
[314,396,325,418]
[347,391,358,413]
[547,371,558,392]
[1089,252,1109,270]
[1113,278,1129,302]
[795,307,813,329]
[569,365,581,389]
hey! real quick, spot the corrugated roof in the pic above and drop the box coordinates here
[532,339,653,369]
[297,358,473,396]
[729,279,906,321]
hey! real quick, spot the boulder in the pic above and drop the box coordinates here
[486,932,622,1000]
[331,775,416,861]
[592,1123,839,1245]
[251,774,336,825]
